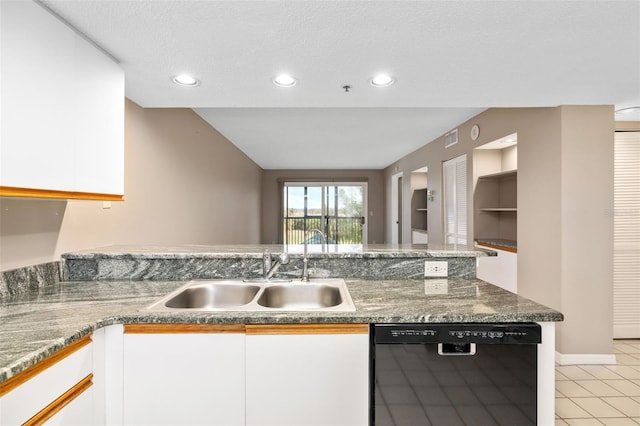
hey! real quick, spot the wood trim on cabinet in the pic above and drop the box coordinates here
[476,242,518,254]
[23,374,93,426]
[245,324,369,335]
[0,335,92,397]
[0,186,123,201]
[124,324,247,334]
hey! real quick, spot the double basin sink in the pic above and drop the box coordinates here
[145,278,356,312]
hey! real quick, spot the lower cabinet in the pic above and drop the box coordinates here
[0,323,369,426]
[0,335,94,425]
[44,385,94,426]
[476,246,518,293]
[122,324,246,426]
[245,324,370,426]
[121,323,369,426]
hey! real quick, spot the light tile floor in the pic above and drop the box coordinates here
[556,340,640,425]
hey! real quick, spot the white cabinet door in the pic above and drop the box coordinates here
[476,246,518,293]
[245,324,370,426]
[1,0,76,191]
[74,35,124,195]
[123,326,245,426]
[45,385,94,426]
[0,337,93,425]
[0,0,124,198]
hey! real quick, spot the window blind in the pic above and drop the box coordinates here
[443,154,467,245]
[614,131,640,338]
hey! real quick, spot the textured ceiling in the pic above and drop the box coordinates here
[40,0,640,168]
[195,108,483,169]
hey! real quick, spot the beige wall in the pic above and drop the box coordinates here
[0,100,263,270]
[261,169,385,244]
[558,106,614,354]
[384,106,614,356]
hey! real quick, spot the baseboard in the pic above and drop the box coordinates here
[555,352,617,365]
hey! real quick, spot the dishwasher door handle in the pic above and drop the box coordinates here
[438,342,477,356]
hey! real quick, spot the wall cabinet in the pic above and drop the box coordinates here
[0,335,94,425]
[245,324,370,426]
[122,324,246,426]
[0,0,124,200]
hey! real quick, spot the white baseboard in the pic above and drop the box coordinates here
[555,352,617,365]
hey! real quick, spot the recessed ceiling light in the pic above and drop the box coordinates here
[370,74,395,87]
[172,74,200,87]
[273,74,297,87]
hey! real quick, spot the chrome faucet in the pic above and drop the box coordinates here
[301,229,327,282]
[263,250,290,281]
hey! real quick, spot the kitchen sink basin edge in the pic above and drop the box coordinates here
[143,278,356,313]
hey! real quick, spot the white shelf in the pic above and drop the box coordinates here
[480,208,517,212]
[477,169,517,180]
[415,208,428,212]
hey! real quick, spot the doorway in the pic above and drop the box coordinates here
[391,173,403,244]
[282,182,367,245]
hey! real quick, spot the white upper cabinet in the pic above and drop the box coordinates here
[73,34,124,195]
[1,0,124,199]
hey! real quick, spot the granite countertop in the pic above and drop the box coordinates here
[62,243,491,259]
[475,239,518,252]
[0,277,562,383]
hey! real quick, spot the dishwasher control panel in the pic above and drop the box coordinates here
[374,323,541,344]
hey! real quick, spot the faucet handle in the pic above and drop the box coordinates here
[278,252,290,265]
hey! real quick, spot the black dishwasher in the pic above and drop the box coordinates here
[370,323,541,426]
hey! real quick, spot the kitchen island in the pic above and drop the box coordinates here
[0,245,562,425]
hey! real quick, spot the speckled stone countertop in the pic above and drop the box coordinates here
[0,277,562,383]
[60,244,493,281]
[475,239,518,252]
[62,243,492,259]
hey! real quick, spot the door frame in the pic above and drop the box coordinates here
[281,181,368,245]
[391,172,403,245]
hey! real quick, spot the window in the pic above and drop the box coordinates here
[282,182,367,245]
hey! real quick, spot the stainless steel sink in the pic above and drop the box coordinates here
[257,284,342,309]
[164,283,261,309]
[144,278,355,312]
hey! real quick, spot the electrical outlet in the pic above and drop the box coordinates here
[424,279,448,295]
[424,261,448,277]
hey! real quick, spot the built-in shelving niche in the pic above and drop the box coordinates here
[411,188,428,231]
[410,168,428,234]
[473,134,518,248]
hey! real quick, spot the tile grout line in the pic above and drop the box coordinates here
[556,340,640,424]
